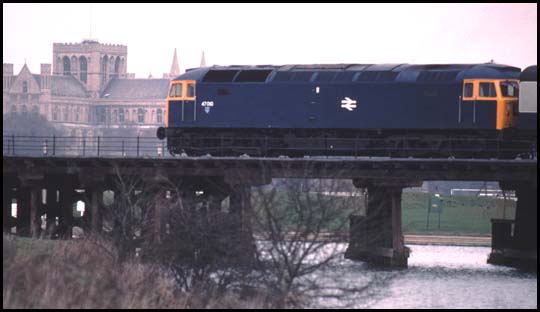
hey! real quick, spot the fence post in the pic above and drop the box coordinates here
[162,140,165,157]
[122,140,125,157]
[43,140,48,156]
[52,135,56,156]
[137,136,140,157]
[97,136,101,157]
[83,137,86,156]
[11,135,15,155]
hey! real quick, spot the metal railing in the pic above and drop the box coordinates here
[3,135,167,158]
[2,134,537,159]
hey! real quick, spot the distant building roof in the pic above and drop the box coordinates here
[51,75,88,97]
[100,78,170,99]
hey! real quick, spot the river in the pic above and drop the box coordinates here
[307,244,537,309]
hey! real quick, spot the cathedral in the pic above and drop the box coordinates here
[3,40,186,137]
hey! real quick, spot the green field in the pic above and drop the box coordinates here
[401,192,516,235]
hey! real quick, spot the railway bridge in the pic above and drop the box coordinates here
[2,135,537,269]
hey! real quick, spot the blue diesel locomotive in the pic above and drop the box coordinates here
[157,63,536,158]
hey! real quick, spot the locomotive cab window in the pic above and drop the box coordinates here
[463,83,474,98]
[500,81,519,97]
[175,83,183,97]
[187,83,196,97]
[479,82,497,98]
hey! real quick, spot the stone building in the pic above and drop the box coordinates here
[3,40,174,137]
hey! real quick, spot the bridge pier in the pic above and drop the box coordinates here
[29,187,41,238]
[346,179,421,268]
[87,188,104,234]
[44,187,58,237]
[489,180,537,270]
[16,188,31,236]
[58,176,77,239]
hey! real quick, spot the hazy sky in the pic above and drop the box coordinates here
[3,3,537,78]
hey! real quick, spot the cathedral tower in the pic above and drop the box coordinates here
[52,40,127,95]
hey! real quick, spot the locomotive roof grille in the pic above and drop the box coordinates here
[313,71,339,82]
[333,71,357,82]
[417,70,460,81]
[272,71,315,82]
[234,70,273,82]
[356,71,399,82]
[202,70,239,82]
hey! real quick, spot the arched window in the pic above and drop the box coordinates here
[22,81,28,93]
[22,105,28,114]
[157,108,163,123]
[109,57,114,79]
[113,109,118,123]
[101,55,108,85]
[11,105,17,114]
[79,56,88,83]
[32,106,39,114]
[114,57,121,78]
[63,106,69,121]
[63,56,71,75]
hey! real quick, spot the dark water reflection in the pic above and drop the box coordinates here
[309,245,537,309]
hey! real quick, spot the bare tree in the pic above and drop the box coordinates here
[250,176,361,308]
[90,162,384,308]
[97,166,158,262]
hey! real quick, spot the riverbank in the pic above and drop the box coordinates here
[2,235,266,309]
[404,234,491,247]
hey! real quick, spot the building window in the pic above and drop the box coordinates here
[157,108,163,123]
[32,106,39,114]
[138,108,145,124]
[75,107,80,122]
[22,105,28,114]
[119,108,125,123]
[52,107,59,121]
[96,107,106,123]
[63,56,71,76]
[22,81,28,93]
[114,57,121,78]
[80,56,88,83]
[101,55,108,86]
[63,106,69,121]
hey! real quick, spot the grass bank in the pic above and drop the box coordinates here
[2,235,264,309]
